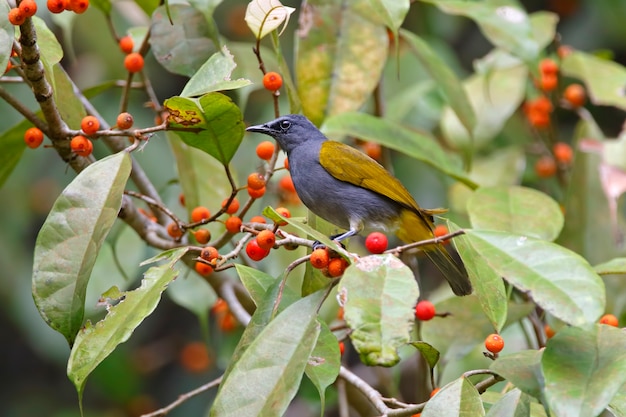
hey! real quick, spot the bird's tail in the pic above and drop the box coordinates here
[397,209,472,296]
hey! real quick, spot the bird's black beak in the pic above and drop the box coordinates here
[246,123,271,134]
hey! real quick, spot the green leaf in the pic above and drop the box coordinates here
[408,341,440,369]
[485,389,531,417]
[167,269,217,317]
[529,11,559,51]
[210,290,324,416]
[32,152,132,345]
[490,349,546,399]
[422,1,541,62]
[134,0,159,17]
[181,46,252,97]
[422,376,485,417]
[340,254,419,367]
[245,0,296,40]
[0,120,28,189]
[594,257,626,275]
[440,65,527,152]
[296,0,388,125]
[90,0,111,14]
[322,112,477,189]
[401,29,476,138]
[67,247,186,397]
[305,320,341,410]
[561,51,626,112]
[53,64,86,129]
[164,93,244,164]
[367,0,410,30]
[150,4,216,76]
[467,186,564,241]
[543,325,626,417]
[235,264,277,306]
[449,222,507,332]
[464,230,605,326]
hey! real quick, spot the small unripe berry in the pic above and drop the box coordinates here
[119,36,134,54]
[415,300,436,321]
[191,206,211,223]
[364,232,388,254]
[255,141,275,160]
[310,248,330,269]
[485,333,504,353]
[124,52,144,73]
[70,135,93,157]
[222,197,240,215]
[262,71,283,91]
[224,216,242,233]
[24,127,44,148]
[246,239,270,261]
[80,115,100,135]
[256,230,276,250]
[116,112,134,129]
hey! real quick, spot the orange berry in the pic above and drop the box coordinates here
[284,157,289,170]
[337,307,344,321]
[362,141,382,161]
[80,115,100,135]
[8,8,26,25]
[310,248,330,269]
[485,333,505,354]
[249,215,266,224]
[527,108,551,128]
[430,388,440,398]
[116,112,134,129]
[248,186,266,199]
[47,0,64,13]
[557,45,573,59]
[535,156,557,178]
[224,216,242,233]
[255,140,275,160]
[63,0,72,11]
[18,0,37,17]
[544,324,556,339]
[262,71,283,91]
[275,207,290,226]
[167,222,183,239]
[553,142,573,165]
[211,298,228,314]
[539,58,559,76]
[218,312,238,332]
[247,172,266,190]
[194,229,211,244]
[70,135,93,157]
[179,193,185,207]
[339,341,345,355]
[195,261,213,276]
[191,206,211,223]
[539,73,558,92]
[599,314,619,327]
[222,197,240,215]
[433,224,449,239]
[4,61,12,74]
[200,246,219,262]
[563,83,586,108]
[532,96,554,114]
[327,257,348,278]
[256,230,276,250]
[69,0,88,13]
[124,52,144,73]
[119,36,134,54]
[278,175,296,194]
[246,239,270,261]
[24,127,44,149]
[179,341,211,373]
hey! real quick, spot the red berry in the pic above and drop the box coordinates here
[262,71,283,91]
[24,127,44,148]
[119,36,134,54]
[124,52,144,73]
[116,112,134,129]
[364,232,388,254]
[246,239,270,261]
[485,333,505,353]
[415,300,436,321]
[80,115,100,135]
[255,141,275,160]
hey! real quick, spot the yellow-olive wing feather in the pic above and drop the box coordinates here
[319,141,420,212]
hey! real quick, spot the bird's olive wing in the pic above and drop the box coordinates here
[319,141,420,212]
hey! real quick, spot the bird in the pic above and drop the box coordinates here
[246,114,472,296]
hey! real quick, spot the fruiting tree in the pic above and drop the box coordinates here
[1,0,625,416]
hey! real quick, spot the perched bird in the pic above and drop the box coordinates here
[246,114,472,296]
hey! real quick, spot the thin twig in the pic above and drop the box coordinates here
[221,279,251,326]
[389,230,465,255]
[140,375,223,417]
[338,366,389,415]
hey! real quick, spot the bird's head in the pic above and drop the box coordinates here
[246,114,326,154]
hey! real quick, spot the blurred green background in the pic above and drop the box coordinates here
[1,0,626,416]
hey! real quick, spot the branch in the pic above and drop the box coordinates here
[140,375,223,417]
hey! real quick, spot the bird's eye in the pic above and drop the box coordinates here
[279,120,291,130]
